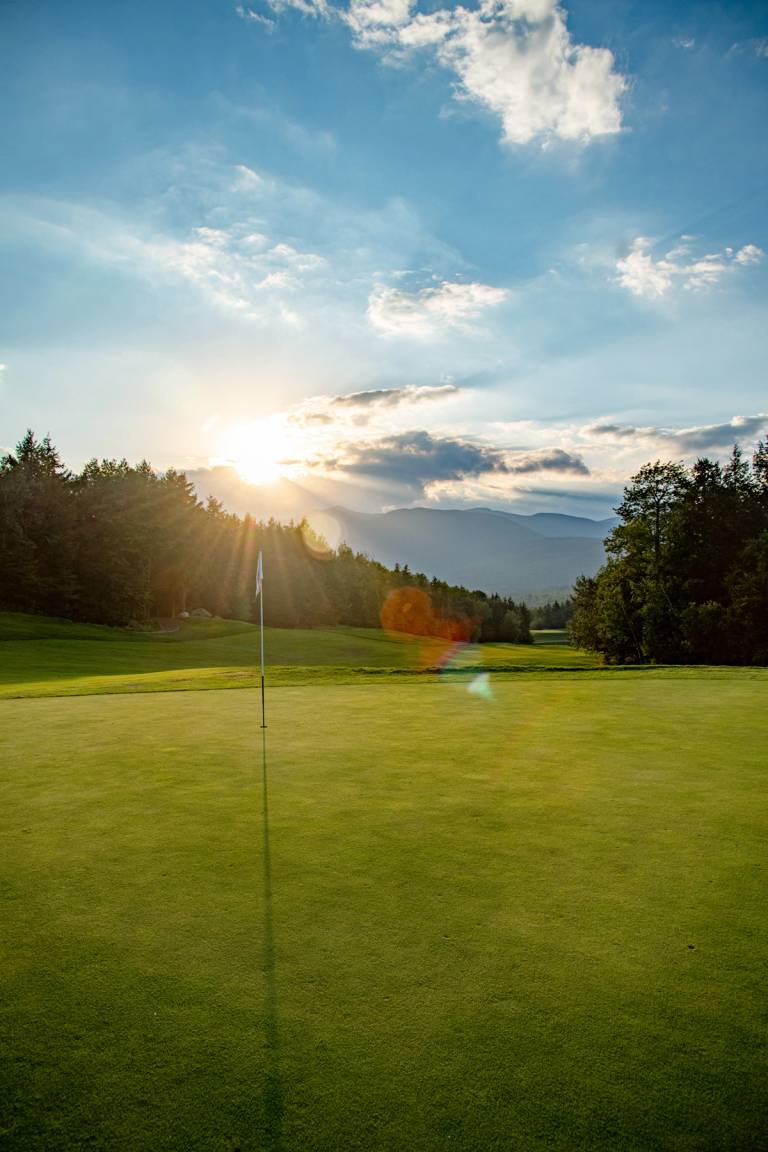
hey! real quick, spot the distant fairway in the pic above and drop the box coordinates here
[2,654,766,1149]
[0,612,597,699]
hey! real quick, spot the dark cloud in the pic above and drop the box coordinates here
[316,432,588,496]
[331,388,406,408]
[320,431,507,491]
[587,423,638,439]
[675,415,767,451]
[330,383,459,409]
[291,383,460,426]
[588,414,767,452]
[506,448,590,475]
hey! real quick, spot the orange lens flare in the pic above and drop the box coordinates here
[380,586,477,669]
[380,586,436,637]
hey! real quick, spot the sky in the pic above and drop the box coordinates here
[1,0,767,518]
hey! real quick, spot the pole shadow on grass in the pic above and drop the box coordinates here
[261,729,283,1151]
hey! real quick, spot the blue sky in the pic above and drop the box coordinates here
[1,0,767,517]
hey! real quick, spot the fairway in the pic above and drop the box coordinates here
[2,675,766,1150]
[0,613,598,700]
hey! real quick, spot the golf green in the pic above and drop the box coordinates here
[2,676,766,1149]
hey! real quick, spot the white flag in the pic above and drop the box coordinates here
[256,550,263,599]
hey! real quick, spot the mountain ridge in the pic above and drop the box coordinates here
[186,467,617,600]
[319,505,616,600]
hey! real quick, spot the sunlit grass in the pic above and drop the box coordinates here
[2,677,765,1150]
[0,612,598,699]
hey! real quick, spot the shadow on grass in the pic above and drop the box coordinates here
[261,729,283,1151]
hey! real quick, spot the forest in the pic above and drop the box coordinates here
[570,445,768,665]
[0,432,532,644]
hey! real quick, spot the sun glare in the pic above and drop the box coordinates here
[219,420,295,486]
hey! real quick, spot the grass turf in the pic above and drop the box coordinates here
[2,675,766,1150]
[0,613,598,700]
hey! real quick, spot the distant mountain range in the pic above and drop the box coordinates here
[187,467,617,600]
[322,506,617,601]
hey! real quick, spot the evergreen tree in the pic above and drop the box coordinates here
[0,431,77,615]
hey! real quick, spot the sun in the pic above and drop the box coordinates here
[220,419,294,486]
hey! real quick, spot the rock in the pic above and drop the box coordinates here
[189,607,212,618]
[177,611,190,619]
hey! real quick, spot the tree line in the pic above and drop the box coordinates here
[530,599,573,629]
[570,445,768,664]
[0,432,532,644]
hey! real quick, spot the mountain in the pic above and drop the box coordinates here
[467,508,617,539]
[321,506,617,600]
[186,468,616,599]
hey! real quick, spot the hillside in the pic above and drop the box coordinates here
[323,506,613,599]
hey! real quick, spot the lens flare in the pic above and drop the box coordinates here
[300,511,343,559]
[467,671,494,701]
[378,587,491,696]
[380,586,475,642]
[381,586,435,637]
[436,643,495,700]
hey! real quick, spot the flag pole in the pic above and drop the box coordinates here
[259,551,266,729]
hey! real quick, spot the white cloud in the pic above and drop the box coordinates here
[0,164,474,346]
[735,243,763,266]
[487,411,768,497]
[268,242,326,270]
[191,226,230,247]
[138,227,327,312]
[368,279,508,337]
[615,237,674,298]
[236,4,276,28]
[257,0,626,147]
[615,236,764,299]
[257,0,330,17]
[0,190,329,322]
[417,0,627,147]
[232,164,265,190]
[366,0,627,147]
[346,0,414,45]
[728,38,768,59]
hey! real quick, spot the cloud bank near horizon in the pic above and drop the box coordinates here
[190,383,768,518]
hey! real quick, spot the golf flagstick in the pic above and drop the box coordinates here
[256,550,266,729]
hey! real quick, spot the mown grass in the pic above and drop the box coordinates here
[2,676,766,1150]
[530,628,570,644]
[0,612,598,699]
